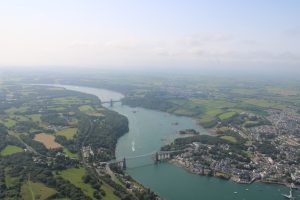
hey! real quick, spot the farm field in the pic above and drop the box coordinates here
[1,145,23,156]
[28,114,42,123]
[58,167,96,199]
[220,135,237,143]
[56,128,77,140]
[0,119,16,128]
[79,105,104,117]
[79,105,95,112]
[63,147,79,159]
[5,169,19,188]
[21,181,57,200]
[34,133,62,149]
[218,111,237,121]
[102,183,120,200]
[5,106,29,115]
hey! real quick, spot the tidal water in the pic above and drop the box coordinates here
[57,85,299,200]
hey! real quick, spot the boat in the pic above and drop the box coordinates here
[282,187,295,200]
[131,141,135,152]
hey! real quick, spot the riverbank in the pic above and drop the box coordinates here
[53,84,300,200]
[170,155,300,191]
[162,130,299,193]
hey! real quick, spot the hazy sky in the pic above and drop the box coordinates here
[0,0,299,71]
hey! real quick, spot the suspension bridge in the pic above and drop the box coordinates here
[110,150,183,170]
[101,99,121,107]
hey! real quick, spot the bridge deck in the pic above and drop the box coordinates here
[101,100,121,104]
[110,150,183,163]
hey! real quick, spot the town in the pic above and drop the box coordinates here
[167,108,300,189]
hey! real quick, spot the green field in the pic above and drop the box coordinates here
[243,99,287,109]
[48,106,66,111]
[0,119,16,128]
[79,105,95,112]
[20,90,34,96]
[21,181,57,200]
[231,88,259,95]
[206,108,225,118]
[266,86,299,96]
[28,114,42,123]
[169,98,237,126]
[1,145,23,156]
[79,105,104,117]
[220,135,237,143]
[5,106,28,114]
[53,96,86,105]
[63,147,79,159]
[218,111,237,121]
[241,150,254,158]
[102,183,120,200]
[15,115,29,122]
[57,128,78,140]
[5,169,19,188]
[58,167,96,199]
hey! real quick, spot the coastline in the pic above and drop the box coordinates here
[169,159,299,190]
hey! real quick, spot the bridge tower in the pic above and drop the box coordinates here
[155,152,159,164]
[122,157,126,170]
[110,99,113,107]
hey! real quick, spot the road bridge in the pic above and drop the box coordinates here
[109,150,183,170]
[101,99,121,107]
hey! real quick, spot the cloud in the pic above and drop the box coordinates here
[176,32,234,47]
[148,32,300,65]
[3,30,298,67]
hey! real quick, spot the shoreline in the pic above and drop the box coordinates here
[169,159,299,190]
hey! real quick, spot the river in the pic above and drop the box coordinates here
[56,85,299,200]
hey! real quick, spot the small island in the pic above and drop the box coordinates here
[178,129,199,135]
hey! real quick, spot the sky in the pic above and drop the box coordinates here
[0,0,299,72]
